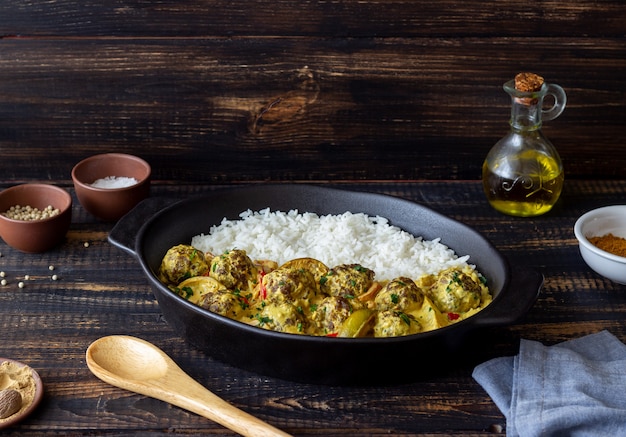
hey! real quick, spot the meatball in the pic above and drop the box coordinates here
[255,302,306,334]
[279,258,329,284]
[199,288,249,319]
[373,310,421,337]
[158,244,209,286]
[261,266,318,304]
[424,267,484,313]
[209,249,258,292]
[374,277,424,312]
[175,275,251,320]
[321,264,375,303]
[311,296,354,334]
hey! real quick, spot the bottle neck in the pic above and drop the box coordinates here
[509,96,542,131]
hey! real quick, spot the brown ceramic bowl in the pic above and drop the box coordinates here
[71,153,151,221]
[0,184,72,253]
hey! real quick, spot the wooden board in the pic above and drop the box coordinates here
[0,1,625,182]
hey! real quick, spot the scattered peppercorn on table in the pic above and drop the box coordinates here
[1,180,625,435]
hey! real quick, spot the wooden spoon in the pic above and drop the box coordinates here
[86,335,291,437]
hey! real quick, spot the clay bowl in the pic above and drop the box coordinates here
[72,153,151,221]
[574,205,626,284]
[0,184,72,253]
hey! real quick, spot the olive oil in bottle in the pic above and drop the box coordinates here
[482,149,564,217]
[482,73,566,217]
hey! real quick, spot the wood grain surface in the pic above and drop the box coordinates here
[0,179,625,435]
[0,1,625,434]
[0,1,625,182]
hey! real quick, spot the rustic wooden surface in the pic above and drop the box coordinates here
[1,1,626,434]
[1,179,625,435]
[0,1,625,182]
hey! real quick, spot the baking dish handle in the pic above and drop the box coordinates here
[474,264,543,327]
[108,196,178,257]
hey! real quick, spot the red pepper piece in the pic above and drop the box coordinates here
[259,271,267,300]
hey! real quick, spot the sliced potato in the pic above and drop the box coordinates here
[337,308,376,338]
[176,276,227,304]
[279,257,329,284]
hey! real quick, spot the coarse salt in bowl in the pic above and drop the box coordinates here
[72,153,151,221]
[90,176,139,189]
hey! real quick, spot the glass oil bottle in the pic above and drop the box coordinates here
[482,73,567,217]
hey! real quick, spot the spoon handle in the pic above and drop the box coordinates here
[149,370,292,437]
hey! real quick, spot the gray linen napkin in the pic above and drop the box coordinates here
[472,330,626,436]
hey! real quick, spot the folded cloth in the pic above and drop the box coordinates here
[472,330,626,437]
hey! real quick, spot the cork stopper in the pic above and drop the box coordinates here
[514,72,544,105]
[514,72,544,92]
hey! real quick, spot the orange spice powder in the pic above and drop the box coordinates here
[588,233,626,258]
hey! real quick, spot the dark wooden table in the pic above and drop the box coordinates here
[1,1,626,183]
[1,0,625,434]
[1,179,625,436]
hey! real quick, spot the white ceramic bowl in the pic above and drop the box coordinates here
[574,205,626,284]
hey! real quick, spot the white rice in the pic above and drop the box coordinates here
[191,209,472,281]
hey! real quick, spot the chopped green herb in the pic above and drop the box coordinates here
[255,314,273,326]
[451,272,463,285]
[177,286,193,300]
[233,289,250,310]
[396,311,412,326]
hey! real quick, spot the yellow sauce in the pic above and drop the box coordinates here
[163,247,493,338]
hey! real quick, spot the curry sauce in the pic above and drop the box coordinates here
[158,245,492,338]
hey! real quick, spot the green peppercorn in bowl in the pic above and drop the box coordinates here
[0,183,72,253]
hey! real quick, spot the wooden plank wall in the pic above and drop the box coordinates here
[0,1,624,183]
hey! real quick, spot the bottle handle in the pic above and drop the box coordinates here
[542,83,567,121]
